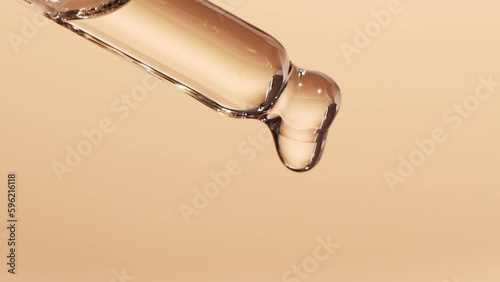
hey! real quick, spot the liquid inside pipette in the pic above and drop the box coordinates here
[22,0,341,171]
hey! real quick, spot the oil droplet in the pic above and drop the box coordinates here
[264,65,341,171]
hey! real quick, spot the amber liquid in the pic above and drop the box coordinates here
[24,0,341,171]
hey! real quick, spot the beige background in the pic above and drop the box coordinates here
[1,0,499,281]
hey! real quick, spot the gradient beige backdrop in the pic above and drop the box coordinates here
[1,0,499,281]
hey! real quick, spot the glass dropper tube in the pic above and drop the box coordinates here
[20,0,341,172]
